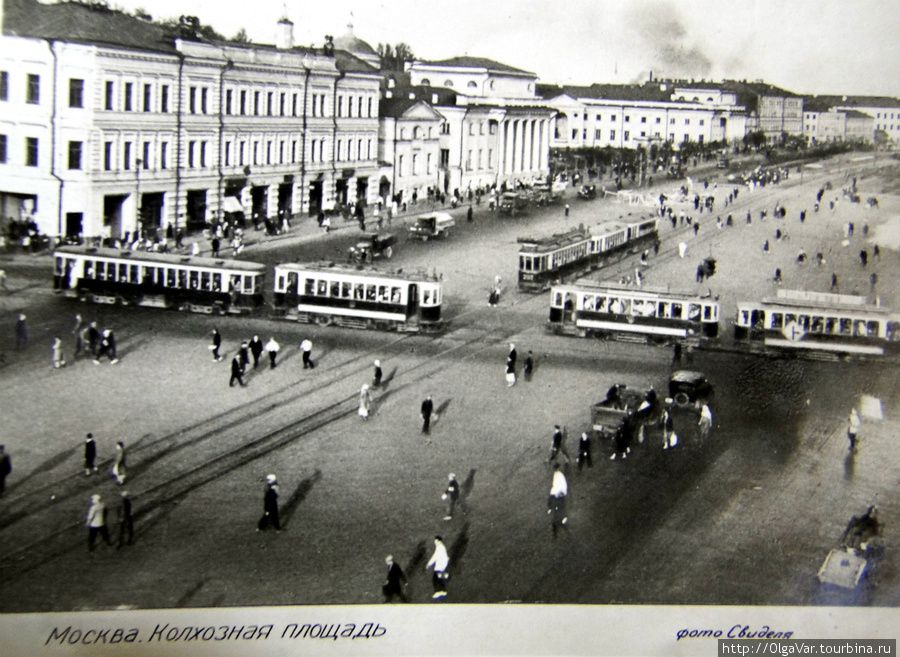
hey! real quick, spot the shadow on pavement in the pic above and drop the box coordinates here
[280,469,322,529]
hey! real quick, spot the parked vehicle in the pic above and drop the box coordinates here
[668,370,714,407]
[577,184,597,200]
[408,212,455,241]
[498,192,530,215]
[348,233,396,263]
[530,184,562,206]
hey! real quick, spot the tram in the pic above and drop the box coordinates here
[272,262,443,332]
[53,245,266,314]
[548,281,720,343]
[734,289,900,356]
[518,218,659,292]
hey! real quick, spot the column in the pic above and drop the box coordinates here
[523,119,533,174]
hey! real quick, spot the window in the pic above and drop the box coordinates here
[225,89,233,115]
[225,141,232,166]
[26,74,40,104]
[201,88,208,114]
[624,130,630,141]
[252,141,258,165]
[292,93,298,116]
[337,139,342,161]
[189,86,197,113]
[267,91,273,116]
[254,91,260,115]
[610,129,616,140]
[368,97,373,117]
[105,81,115,110]
[188,140,196,168]
[104,141,113,170]
[444,79,453,87]
[68,141,82,169]
[69,79,84,108]
[611,114,616,121]
[596,114,601,121]
[264,141,270,164]
[239,141,245,165]
[467,81,477,89]
[124,82,133,111]
[280,92,286,116]
[160,142,168,169]
[625,115,630,122]
[571,129,577,140]
[161,85,169,113]
[595,129,602,139]
[670,118,675,124]
[338,96,343,117]
[310,139,317,162]
[684,118,690,125]
[291,140,296,162]
[123,141,132,169]
[0,134,6,163]
[143,141,150,168]
[398,154,404,176]
[413,153,419,174]
[426,152,432,174]
[640,116,646,123]
[240,90,247,115]
[200,140,208,167]
[279,140,285,164]
[699,119,705,126]
[0,71,7,101]
[25,137,38,166]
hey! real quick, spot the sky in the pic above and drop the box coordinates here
[99,0,900,97]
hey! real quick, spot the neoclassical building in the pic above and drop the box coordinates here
[1,0,381,239]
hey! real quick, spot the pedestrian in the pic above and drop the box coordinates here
[547,463,568,536]
[300,338,314,369]
[191,241,200,257]
[15,313,27,348]
[358,384,372,420]
[576,432,592,470]
[210,328,223,361]
[564,204,570,218]
[698,403,713,443]
[859,250,868,267]
[229,354,247,387]
[257,474,281,531]
[662,409,677,449]
[238,340,250,370]
[211,236,220,258]
[610,418,633,460]
[94,329,118,364]
[51,336,66,368]
[762,240,769,254]
[382,555,408,603]
[265,336,280,368]
[425,536,450,599]
[678,242,687,259]
[87,321,101,355]
[873,244,880,261]
[870,272,878,291]
[0,269,7,292]
[372,359,383,388]
[523,351,534,382]
[467,206,473,223]
[847,408,861,452]
[505,357,516,387]
[773,268,782,284]
[111,441,126,485]
[84,433,98,476]
[86,494,112,551]
[548,425,571,464]
[421,395,434,434]
[0,445,11,495]
[831,273,839,291]
[249,335,264,369]
[442,473,461,521]
[117,490,134,548]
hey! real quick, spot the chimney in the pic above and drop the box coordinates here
[649,70,653,82]
[276,18,294,50]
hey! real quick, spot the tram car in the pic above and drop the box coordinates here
[272,261,443,332]
[517,217,659,292]
[53,245,265,314]
[548,281,720,343]
[734,289,900,357]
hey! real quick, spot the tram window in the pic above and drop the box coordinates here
[839,318,852,335]
[155,268,163,285]
[887,321,900,341]
[96,263,105,281]
[798,315,810,330]
[189,271,200,289]
[365,285,376,301]
[671,303,682,318]
[305,279,316,295]
[317,280,328,296]
[201,272,210,291]
[868,320,880,337]
[660,302,669,318]
[108,262,116,280]
[378,285,389,302]
[825,317,836,333]
[129,265,138,282]
[391,287,401,303]
[118,263,128,281]
[772,313,784,328]
[177,270,187,289]
[811,316,824,333]
[740,310,750,325]
[609,297,623,314]
[785,314,797,326]
[854,320,867,337]
[353,283,364,300]
[342,282,352,298]
[330,281,341,297]
[582,295,595,311]
[276,275,285,292]
[166,269,176,287]
[520,256,528,272]
[54,257,64,275]
[245,276,255,294]
[84,260,94,278]
[688,304,700,319]
[212,273,222,291]
[595,297,607,312]
[540,256,548,271]
[703,305,713,320]
[229,275,240,293]
[422,289,432,305]
[755,310,765,328]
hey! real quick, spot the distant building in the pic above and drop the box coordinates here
[804,95,900,146]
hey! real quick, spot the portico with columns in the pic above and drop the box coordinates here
[498,111,553,184]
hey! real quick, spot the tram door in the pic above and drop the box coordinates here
[407,284,419,322]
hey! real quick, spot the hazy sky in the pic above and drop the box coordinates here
[104,0,899,96]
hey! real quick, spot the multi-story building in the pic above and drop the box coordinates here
[804,95,900,146]
[1,0,381,240]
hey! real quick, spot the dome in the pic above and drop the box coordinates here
[333,22,377,58]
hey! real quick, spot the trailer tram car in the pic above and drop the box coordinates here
[53,245,266,314]
[518,218,659,292]
[734,289,900,357]
[273,262,443,332]
[548,281,720,344]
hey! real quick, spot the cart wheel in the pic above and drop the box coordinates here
[674,392,690,407]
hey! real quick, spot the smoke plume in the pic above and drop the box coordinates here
[626,1,713,80]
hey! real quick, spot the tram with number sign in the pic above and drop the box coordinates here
[548,281,719,344]
[518,218,659,292]
[734,289,900,356]
[53,245,266,314]
[272,262,443,332]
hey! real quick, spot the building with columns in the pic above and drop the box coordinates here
[1,0,381,241]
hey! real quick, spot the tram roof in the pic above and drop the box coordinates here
[54,246,266,272]
[753,296,894,315]
[517,227,590,248]
[275,261,442,283]
[552,281,715,302]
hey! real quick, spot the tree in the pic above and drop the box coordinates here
[231,28,250,44]
[743,131,767,152]
[377,42,415,71]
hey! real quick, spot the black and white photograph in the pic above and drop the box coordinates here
[1,0,899,655]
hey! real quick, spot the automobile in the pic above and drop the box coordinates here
[498,192,530,215]
[530,184,561,206]
[348,232,396,263]
[408,212,455,241]
[577,184,597,200]
[668,370,714,407]
[717,156,730,169]
[590,384,650,438]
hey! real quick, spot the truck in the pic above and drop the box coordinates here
[348,233,396,263]
[498,192,530,215]
[408,212,455,241]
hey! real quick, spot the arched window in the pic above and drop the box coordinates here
[467,81,477,89]
[444,79,453,87]
[413,126,421,139]
[707,97,714,102]
[421,78,431,86]
[489,79,495,89]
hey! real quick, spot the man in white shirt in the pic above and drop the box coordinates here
[426,536,449,599]
[548,464,568,536]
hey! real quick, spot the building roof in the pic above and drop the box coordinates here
[843,109,874,120]
[415,56,535,77]
[807,95,900,109]
[332,24,378,57]
[333,49,379,74]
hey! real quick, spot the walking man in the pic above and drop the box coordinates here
[421,395,434,434]
[523,351,534,381]
[442,473,460,521]
[382,555,408,603]
[111,441,126,485]
[257,474,281,532]
[265,336,280,368]
[15,313,27,348]
[87,321,101,356]
[117,490,134,548]
[358,384,372,420]
[84,433,98,476]
[548,463,568,536]
[0,445,11,495]
[505,357,516,387]
[86,494,112,551]
[300,338,314,369]
[249,335,264,369]
[230,354,247,387]
[698,403,713,443]
[210,328,223,361]
[238,341,250,370]
[51,337,66,369]
[426,536,450,599]
[548,425,571,464]
[847,408,861,452]
[576,432,592,470]
[372,359,383,388]
[94,329,118,364]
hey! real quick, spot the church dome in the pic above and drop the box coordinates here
[333,23,377,57]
